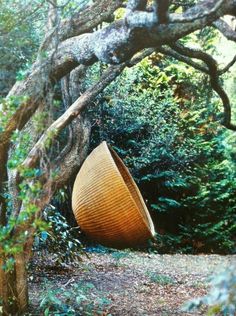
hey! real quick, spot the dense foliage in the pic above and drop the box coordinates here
[40,281,111,316]
[1,0,236,315]
[34,205,82,265]
[0,0,235,259]
[0,0,46,96]
[89,51,236,254]
[1,1,235,257]
[184,265,236,316]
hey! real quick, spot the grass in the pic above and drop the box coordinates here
[146,272,175,285]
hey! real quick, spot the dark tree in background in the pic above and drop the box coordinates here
[90,51,236,254]
[0,0,236,314]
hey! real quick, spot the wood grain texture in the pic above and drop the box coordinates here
[72,141,155,249]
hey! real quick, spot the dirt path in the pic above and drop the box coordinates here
[28,251,235,315]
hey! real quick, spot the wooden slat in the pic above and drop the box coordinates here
[72,141,155,249]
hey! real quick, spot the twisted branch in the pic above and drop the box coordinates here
[158,46,209,74]
[170,0,225,23]
[22,48,155,170]
[170,42,236,131]
[213,19,236,42]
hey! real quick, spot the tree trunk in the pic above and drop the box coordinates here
[0,254,28,316]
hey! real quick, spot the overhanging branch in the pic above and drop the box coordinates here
[22,49,155,170]
[219,54,236,75]
[158,46,209,73]
[59,0,124,41]
[213,19,236,42]
[2,0,236,148]
[170,0,225,23]
[170,42,236,131]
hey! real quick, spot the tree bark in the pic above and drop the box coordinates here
[1,0,236,314]
[0,145,8,226]
[0,254,28,316]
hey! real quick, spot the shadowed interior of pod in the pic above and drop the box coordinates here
[108,145,155,236]
[72,141,155,249]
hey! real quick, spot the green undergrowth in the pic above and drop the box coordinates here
[39,282,112,316]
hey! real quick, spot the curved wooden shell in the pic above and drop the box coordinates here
[72,141,155,249]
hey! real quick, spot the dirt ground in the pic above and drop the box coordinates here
[28,251,235,315]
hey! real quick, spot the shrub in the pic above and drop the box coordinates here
[40,282,112,316]
[183,265,236,316]
[89,54,236,254]
[34,205,82,265]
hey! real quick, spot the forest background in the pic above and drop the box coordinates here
[0,0,236,315]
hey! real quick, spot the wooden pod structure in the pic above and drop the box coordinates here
[72,141,155,249]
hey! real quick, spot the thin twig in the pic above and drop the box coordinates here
[219,54,236,75]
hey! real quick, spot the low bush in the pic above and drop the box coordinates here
[40,282,112,316]
[183,266,236,316]
[34,205,83,265]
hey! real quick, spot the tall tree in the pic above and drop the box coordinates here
[0,0,236,314]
